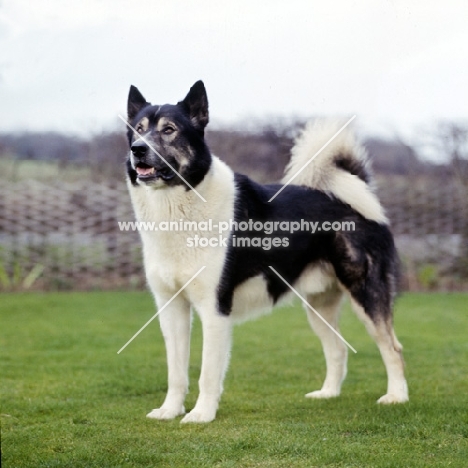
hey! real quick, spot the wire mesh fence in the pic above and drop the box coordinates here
[0,179,467,291]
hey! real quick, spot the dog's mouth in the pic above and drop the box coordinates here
[135,163,176,182]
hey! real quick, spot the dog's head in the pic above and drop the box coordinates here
[126,81,211,189]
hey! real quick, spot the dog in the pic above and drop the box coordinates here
[125,81,408,423]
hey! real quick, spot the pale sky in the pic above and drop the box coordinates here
[0,0,467,139]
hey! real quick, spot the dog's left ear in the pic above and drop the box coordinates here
[128,85,150,121]
[178,80,209,131]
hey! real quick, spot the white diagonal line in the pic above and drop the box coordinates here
[118,115,207,203]
[268,115,356,203]
[117,266,206,354]
[268,266,357,354]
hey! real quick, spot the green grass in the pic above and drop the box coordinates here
[0,158,91,183]
[1,292,467,467]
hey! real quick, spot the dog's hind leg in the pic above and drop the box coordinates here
[147,294,191,420]
[331,230,408,403]
[304,285,348,399]
[349,297,408,404]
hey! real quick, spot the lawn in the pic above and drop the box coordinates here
[1,292,467,467]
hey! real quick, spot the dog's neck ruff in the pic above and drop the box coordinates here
[127,156,235,223]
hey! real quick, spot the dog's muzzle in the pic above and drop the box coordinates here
[131,141,176,181]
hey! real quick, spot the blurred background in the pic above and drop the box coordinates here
[0,0,467,291]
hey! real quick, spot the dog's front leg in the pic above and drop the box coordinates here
[181,311,232,423]
[147,296,191,420]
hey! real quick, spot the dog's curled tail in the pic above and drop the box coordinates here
[283,119,388,224]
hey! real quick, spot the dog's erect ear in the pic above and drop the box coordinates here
[178,80,209,130]
[128,85,149,121]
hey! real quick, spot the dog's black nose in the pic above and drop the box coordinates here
[131,141,148,158]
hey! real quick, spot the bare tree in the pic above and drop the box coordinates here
[429,121,468,277]
[426,121,468,183]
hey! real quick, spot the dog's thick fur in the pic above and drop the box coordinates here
[125,81,408,423]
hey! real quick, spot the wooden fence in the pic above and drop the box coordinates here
[0,181,140,290]
[0,179,467,291]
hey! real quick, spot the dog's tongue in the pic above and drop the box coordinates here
[136,166,155,176]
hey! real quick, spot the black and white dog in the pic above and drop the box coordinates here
[125,81,408,423]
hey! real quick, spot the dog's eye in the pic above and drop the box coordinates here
[136,126,143,134]
[162,126,175,135]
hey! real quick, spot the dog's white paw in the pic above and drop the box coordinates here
[305,389,340,399]
[180,409,216,424]
[377,393,409,404]
[146,406,185,420]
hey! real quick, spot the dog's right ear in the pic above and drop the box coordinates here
[178,80,209,131]
[128,85,149,121]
